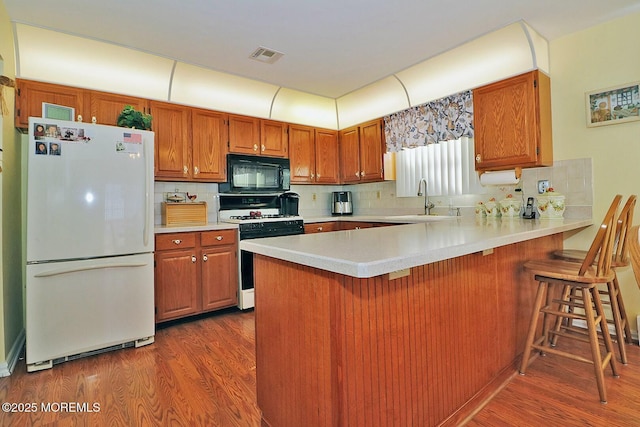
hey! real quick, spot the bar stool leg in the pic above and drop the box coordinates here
[550,284,572,347]
[582,287,608,403]
[519,281,547,375]
[612,275,632,344]
[592,287,619,379]
[606,278,628,364]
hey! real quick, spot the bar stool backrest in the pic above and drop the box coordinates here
[613,195,637,265]
[629,225,640,290]
[579,195,622,277]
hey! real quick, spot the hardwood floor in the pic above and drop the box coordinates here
[0,309,261,427]
[1,309,639,426]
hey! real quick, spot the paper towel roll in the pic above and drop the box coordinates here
[480,170,520,185]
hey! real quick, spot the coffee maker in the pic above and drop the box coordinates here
[331,191,353,216]
[279,192,300,216]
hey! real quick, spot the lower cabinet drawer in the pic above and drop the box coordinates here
[201,229,237,246]
[156,233,196,250]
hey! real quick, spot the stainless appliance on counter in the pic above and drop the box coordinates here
[219,194,304,310]
[332,191,353,215]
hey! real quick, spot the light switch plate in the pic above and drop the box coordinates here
[537,180,549,194]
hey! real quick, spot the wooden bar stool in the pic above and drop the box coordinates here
[519,195,622,403]
[629,225,640,290]
[551,195,636,364]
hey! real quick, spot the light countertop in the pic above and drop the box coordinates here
[240,216,592,278]
[155,223,238,234]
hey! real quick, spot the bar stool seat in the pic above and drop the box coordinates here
[519,195,622,403]
[551,195,636,364]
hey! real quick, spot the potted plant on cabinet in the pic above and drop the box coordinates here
[116,105,152,130]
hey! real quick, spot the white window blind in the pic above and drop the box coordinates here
[395,137,484,197]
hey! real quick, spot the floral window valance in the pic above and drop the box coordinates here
[384,90,474,152]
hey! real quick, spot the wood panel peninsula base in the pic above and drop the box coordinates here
[253,234,562,427]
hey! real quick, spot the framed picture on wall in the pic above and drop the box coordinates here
[586,81,640,127]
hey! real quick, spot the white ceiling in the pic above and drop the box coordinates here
[5,0,640,99]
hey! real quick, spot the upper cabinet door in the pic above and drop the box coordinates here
[339,126,361,183]
[289,124,315,183]
[473,70,553,171]
[314,128,340,184]
[260,119,288,158]
[228,114,261,155]
[358,119,384,182]
[89,91,149,126]
[150,101,191,180]
[15,79,87,128]
[191,108,228,182]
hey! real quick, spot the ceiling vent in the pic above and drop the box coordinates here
[249,46,284,64]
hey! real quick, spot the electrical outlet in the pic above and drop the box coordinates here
[312,193,317,201]
[376,190,381,199]
[537,180,549,194]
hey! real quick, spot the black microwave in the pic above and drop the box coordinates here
[219,154,291,193]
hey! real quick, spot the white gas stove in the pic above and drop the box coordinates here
[218,194,304,309]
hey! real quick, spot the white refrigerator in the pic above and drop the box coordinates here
[25,117,155,372]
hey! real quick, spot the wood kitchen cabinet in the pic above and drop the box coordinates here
[150,101,191,180]
[473,70,553,171]
[228,114,260,155]
[89,90,149,126]
[289,124,339,184]
[191,108,228,181]
[199,231,238,310]
[339,118,385,183]
[15,79,150,128]
[155,233,199,321]
[260,119,288,158]
[339,221,375,230]
[15,79,87,128]
[155,229,238,323]
[153,104,228,182]
[229,114,288,158]
[304,222,339,234]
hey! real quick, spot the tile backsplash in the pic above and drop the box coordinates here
[292,158,593,219]
[154,181,220,225]
[154,158,593,223]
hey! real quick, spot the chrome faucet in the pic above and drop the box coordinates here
[417,178,435,215]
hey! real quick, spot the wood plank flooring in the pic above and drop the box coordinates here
[0,309,639,426]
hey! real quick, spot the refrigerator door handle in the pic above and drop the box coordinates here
[34,262,149,278]
[143,139,150,248]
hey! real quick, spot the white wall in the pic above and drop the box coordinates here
[549,11,640,333]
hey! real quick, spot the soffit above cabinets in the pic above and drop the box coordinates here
[14,21,547,130]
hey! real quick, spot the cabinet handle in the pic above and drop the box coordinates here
[183,165,188,175]
[91,116,97,124]
[191,255,197,263]
[317,226,323,231]
[316,173,320,179]
[310,173,315,179]
[172,239,182,245]
[361,171,365,177]
[194,166,199,175]
[216,236,223,241]
[77,115,83,122]
[475,154,481,163]
[203,254,208,262]
[261,144,266,152]
[253,144,258,151]
[355,171,360,177]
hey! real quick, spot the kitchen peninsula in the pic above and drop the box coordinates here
[242,217,591,427]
